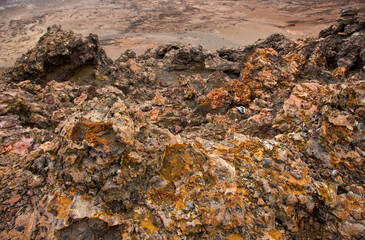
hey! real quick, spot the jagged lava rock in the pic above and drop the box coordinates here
[0,8,364,240]
[5,25,112,85]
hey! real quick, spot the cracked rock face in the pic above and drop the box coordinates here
[0,8,365,240]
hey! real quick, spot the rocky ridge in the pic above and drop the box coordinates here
[0,6,364,240]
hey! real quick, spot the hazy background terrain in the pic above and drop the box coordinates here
[1,0,364,67]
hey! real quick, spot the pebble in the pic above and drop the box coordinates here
[237,106,246,114]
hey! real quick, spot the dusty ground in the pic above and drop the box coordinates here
[0,0,364,67]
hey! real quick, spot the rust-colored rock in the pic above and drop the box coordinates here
[0,8,364,240]
[204,88,232,111]
[231,80,251,105]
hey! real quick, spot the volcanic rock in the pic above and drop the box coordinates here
[4,25,112,85]
[0,8,364,240]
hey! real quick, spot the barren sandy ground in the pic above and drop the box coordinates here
[0,0,364,67]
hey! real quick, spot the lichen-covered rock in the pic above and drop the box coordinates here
[241,48,304,98]
[0,7,364,240]
[230,80,251,105]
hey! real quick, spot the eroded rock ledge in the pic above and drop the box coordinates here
[0,7,364,240]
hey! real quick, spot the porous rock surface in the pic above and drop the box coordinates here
[0,8,364,240]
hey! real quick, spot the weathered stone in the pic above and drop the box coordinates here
[4,25,112,85]
[0,8,365,240]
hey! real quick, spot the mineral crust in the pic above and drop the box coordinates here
[0,8,364,240]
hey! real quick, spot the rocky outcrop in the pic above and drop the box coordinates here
[4,25,112,85]
[302,6,365,80]
[0,8,364,240]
